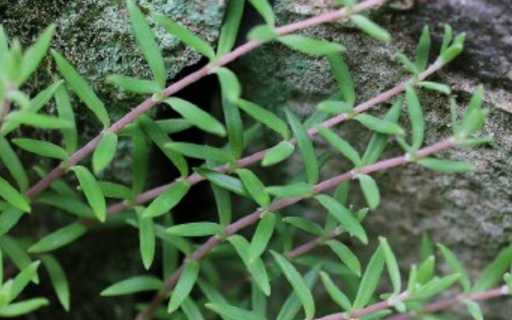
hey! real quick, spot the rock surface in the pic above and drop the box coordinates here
[237,0,512,318]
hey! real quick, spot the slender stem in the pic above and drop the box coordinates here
[22,0,392,202]
[134,138,456,320]
[385,286,508,320]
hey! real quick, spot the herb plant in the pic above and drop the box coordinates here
[0,0,510,319]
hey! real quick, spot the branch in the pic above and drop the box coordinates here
[23,0,393,201]
[385,286,508,320]
[134,138,456,320]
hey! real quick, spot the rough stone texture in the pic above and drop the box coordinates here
[237,1,512,319]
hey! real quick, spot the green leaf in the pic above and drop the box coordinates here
[266,183,313,199]
[229,235,271,296]
[237,169,270,208]
[166,142,234,163]
[71,166,106,222]
[315,194,368,244]
[441,44,464,64]
[0,298,49,317]
[437,244,471,293]
[217,0,246,56]
[126,0,166,87]
[283,217,323,236]
[440,24,453,55]
[5,111,72,130]
[326,240,361,277]
[206,303,269,320]
[19,24,56,85]
[138,213,155,270]
[418,81,451,95]
[248,0,275,25]
[55,85,78,154]
[143,180,190,218]
[405,85,424,150]
[168,261,200,313]
[262,141,295,167]
[98,181,132,200]
[379,237,401,294]
[0,176,30,213]
[415,26,431,72]
[276,264,321,320]
[317,100,354,115]
[154,119,193,134]
[0,236,32,270]
[222,94,245,159]
[248,25,277,42]
[164,98,226,137]
[237,99,290,139]
[41,255,70,311]
[181,298,206,320]
[353,245,385,309]
[286,109,318,185]
[472,246,512,292]
[196,168,249,197]
[418,158,475,173]
[0,207,25,237]
[320,271,352,311]
[29,222,86,253]
[101,276,162,296]
[11,261,41,300]
[271,251,315,319]
[139,115,188,177]
[355,114,405,136]
[279,35,344,56]
[318,127,361,166]
[417,256,436,285]
[51,50,110,127]
[216,67,241,103]
[36,192,93,218]
[0,138,29,191]
[413,274,461,300]
[328,54,356,105]
[249,214,276,262]
[154,13,215,61]
[350,15,391,42]
[107,75,162,94]
[92,132,118,173]
[358,174,380,210]
[420,233,434,262]
[208,162,232,227]
[12,138,68,161]
[361,99,402,165]
[167,222,222,237]
[465,300,484,320]
[396,52,419,75]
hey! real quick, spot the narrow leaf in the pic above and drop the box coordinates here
[0,176,30,212]
[164,98,226,137]
[168,261,200,313]
[206,303,269,320]
[318,127,361,166]
[55,85,78,153]
[166,142,234,163]
[0,138,29,191]
[353,245,385,309]
[138,213,155,270]
[437,244,471,292]
[29,223,86,253]
[196,168,249,197]
[418,158,475,173]
[320,271,352,311]
[154,13,216,60]
[472,246,512,292]
[249,214,276,262]
[351,15,391,42]
[167,222,222,237]
[405,85,424,150]
[107,75,162,94]
[358,174,380,210]
[51,50,110,126]
[355,114,405,136]
[271,251,315,319]
[237,99,290,139]
[283,217,323,236]
[71,166,106,222]
[286,109,318,185]
[41,255,70,311]
[237,169,270,208]
[19,25,56,85]
[415,26,431,72]
[262,141,295,167]
[328,54,355,105]
[266,183,313,199]
[379,237,401,294]
[217,0,246,56]
[465,300,484,320]
[326,240,362,277]
[101,276,162,296]
[12,138,68,160]
[0,298,49,317]
[143,180,190,218]
[126,0,166,87]
[248,0,275,25]
[279,35,344,56]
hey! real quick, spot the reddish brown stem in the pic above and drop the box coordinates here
[385,286,508,320]
[134,138,456,320]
